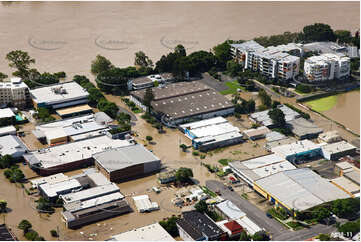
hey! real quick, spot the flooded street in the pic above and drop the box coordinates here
[323,91,360,134]
[0,2,359,78]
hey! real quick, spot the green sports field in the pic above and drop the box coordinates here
[305,95,338,112]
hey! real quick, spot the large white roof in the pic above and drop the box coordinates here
[26,135,131,169]
[39,178,82,198]
[271,140,321,158]
[30,82,89,105]
[30,173,68,188]
[110,223,175,241]
[255,168,350,211]
[0,108,15,119]
[216,200,246,220]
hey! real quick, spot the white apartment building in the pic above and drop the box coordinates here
[230,41,301,80]
[304,53,351,82]
[0,78,30,108]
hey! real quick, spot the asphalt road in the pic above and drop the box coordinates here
[205,180,288,239]
[206,180,338,241]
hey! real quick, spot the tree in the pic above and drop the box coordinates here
[146,136,153,142]
[0,155,16,169]
[0,200,7,213]
[296,84,312,94]
[175,167,193,184]
[318,234,331,241]
[331,198,360,219]
[6,50,35,79]
[18,220,32,234]
[338,219,360,237]
[179,144,187,152]
[172,56,191,80]
[174,44,186,57]
[195,200,208,213]
[258,89,272,108]
[302,23,336,42]
[187,51,215,75]
[252,231,270,241]
[97,99,119,119]
[50,230,59,238]
[311,206,331,223]
[134,51,153,68]
[91,55,113,75]
[239,231,251,241]
[334,30,352,44]
[0,72,8,82]
[159,216,179,237]
[226,60,242,77]
[213,41,232,69]
[268,107,286,128]
[117,112,131,124]
[143,88,154,112]
[88,88,105,106]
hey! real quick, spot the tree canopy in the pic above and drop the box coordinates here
[6,50,35,79]
[302,23,336,42]
[134,51,153,68]
[268,107,286,128]
[91,55,113,75]
[175,167,193,184]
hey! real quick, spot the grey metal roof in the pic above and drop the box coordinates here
[93,144,160,173]
[286,118,323,138]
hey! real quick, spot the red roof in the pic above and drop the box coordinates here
[224,220,243,235]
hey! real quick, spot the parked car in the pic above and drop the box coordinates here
[227,186,234,191]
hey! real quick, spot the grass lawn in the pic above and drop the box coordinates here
[220,81,245,95]
[305,95,338,112]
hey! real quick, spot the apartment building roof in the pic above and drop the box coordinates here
[0,108,15,119]
[230,40,265,51]
[0,78,28,89]
[152,89,233,120]
[255,168,350,211]
[30,82,89,105]
[305,53,350,65]
[93,144,160,173]
[109,223,175,241]
[25,135,131,169]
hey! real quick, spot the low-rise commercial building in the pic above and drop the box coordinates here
[215,200,246,220]
[334,161,360,186]
[32,113,112,145]
[38,178,85,200]
[24,135,131,175]
[61,183,120,205]
[318,130,343,144]
[229,154,296,186]
[30,173,69,189]
[93,144,161,182]
[235,217,262,236]
[287,118,323,140]
[321,141,357,160]
[157,169,176,184]
[30,82,89,109]
[0,78,30,108]
[271,140,322,164]
[249,105,300,127]
[132,195,159,213]
[180,117,243,151]
[108,223,175,241]
[331,176,360,197]
[176,211,226,241]
[253,168,350,213]
[304,53,350,82]
[0,135,28,158]
[127,73,174,90]
[216,220,244,240]
[0,125,16,137]
[243,126,271,140]
[131,82,234,125]
[62,192,131,228]
[265,137,297,151]
[265,131,286,142]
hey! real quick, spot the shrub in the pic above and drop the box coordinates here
[146,136,153,141]
[50,230,58,238]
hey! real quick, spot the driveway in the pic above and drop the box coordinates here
[199,73,228,92]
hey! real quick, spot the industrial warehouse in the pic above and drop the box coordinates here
[24,135,132,175]
[93,144,161,182]
[249,104,300,127]
[253,168,350,213]
[30,82,89,109]
[229,154,297,186]
[130,81,234,125]
[179,117,243,151]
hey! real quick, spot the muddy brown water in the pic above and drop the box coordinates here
[322,91,360,135]
[0,1,359,79]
